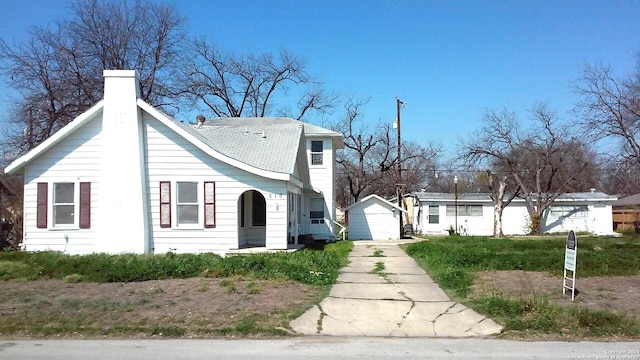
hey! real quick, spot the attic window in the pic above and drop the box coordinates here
[311,141,323,165]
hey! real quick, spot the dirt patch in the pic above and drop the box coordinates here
[0,278,320,339]
[470,271,640,314]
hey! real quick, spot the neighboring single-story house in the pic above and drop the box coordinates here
[412,191,617,236]
[4,70,344,255]
[345,194,406,240]
[613,193,640,209]
[612,193,640,231]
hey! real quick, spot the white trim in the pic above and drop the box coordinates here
[5,101,104,174]
[173,181,203,229]
[137,100,300,183]
[344,194,407,212]
[49,180,81,230]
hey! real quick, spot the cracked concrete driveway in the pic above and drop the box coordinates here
[290,239,503,337]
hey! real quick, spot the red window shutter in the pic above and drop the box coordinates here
[36,182,48,229]
[79,182,91,229]
[160,181,171,228]
[204,181,216,228]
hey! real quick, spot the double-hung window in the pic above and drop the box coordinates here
[160,181,216,228]
[36,181,91,229]
[177,182,198,225]
[311,141,323,166]
[428,205,439,224]
[53,183,75,226]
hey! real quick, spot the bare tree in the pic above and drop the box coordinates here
[574,62,640,164]
[484,170,520,237]
[0,174,23,248]
[462,104,594,234]
[175,38,336,120]
[598,158,640,195]
[0,0,187,156]
[333,99,388,204]
[334,99,439,205]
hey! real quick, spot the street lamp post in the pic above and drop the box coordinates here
[454,175,458,236]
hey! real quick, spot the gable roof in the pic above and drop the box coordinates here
[4,101,334,191]
[4,68,342,187]
[137,102,308,187]
[344,194,406,212]
[4,101,105,174]
[302,121,344,149]
[188,117,304,174]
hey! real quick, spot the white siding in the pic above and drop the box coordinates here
[501,203,530,235]
[22,114,102,253]
[588,204,614,235]
[143,114,289,254]
[307,137,336,239]
[348,198,400,240]
[414,199,615,236]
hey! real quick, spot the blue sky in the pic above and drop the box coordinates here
[0,0,638,155]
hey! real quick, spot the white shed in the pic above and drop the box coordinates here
[345,194,406,240]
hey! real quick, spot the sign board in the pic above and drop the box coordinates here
[564,230,577,271]
[563,230,577,300]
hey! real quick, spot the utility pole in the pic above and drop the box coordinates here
[396,98,403,239]
[454,175,458,235]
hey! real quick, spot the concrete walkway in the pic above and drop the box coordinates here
[290,239,503,337]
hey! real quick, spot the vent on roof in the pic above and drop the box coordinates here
[261,131,266,139]
[196,114,205,128]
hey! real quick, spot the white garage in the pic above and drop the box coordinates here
[345,194,406,240]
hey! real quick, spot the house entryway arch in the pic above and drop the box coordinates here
[237,190,266,248]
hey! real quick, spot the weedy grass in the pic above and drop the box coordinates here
[0,240,353,338]
[403,234,640,338]
[0,240,353,286]
[369,261,385,274]
[371,249,385,257]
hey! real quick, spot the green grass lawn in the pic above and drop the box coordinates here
[0,240,353,285]
[403,233,640,339]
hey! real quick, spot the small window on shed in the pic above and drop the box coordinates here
[428,205,439,224]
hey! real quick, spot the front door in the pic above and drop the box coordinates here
[238,190,266,247]
[309,197,329,239]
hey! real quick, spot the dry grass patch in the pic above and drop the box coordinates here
[0,278,323,339]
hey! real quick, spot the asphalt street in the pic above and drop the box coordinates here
[1,338,639,360]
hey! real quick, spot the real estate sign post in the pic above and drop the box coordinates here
[563,230,577,301]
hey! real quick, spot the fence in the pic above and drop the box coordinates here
[612,209,640,231]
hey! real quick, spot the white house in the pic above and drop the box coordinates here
[345,194,406,240]
[412,191,618,236]
[4,70,344,255]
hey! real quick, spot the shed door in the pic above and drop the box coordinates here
[369,213,396,239]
